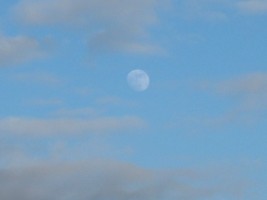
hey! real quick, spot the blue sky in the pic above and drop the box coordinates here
[0,0,267,199]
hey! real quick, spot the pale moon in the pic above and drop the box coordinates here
[127,69,150,91]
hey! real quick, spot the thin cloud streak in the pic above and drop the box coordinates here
[13,0,161,54]
[171,0,267,21]
[12,72,61,86]
[193,72,267,127]
[0,159,249,200]
[0,116,146,136]
[0,34,43,66]
[237,0,267,13]
[216,72,267,95]
[52,107,101,118]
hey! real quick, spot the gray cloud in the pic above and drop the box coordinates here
[172,0,267,21]
[214,73,267,121]
[96,96,137,107]
[195,72,267,127]
[0,116,146,136]
[52,107,100,118]
[0,34,43,66]
[88,29,163,54]
[13,0,161,54]
[12,72,61,85]
[28,99,63,106]
[237,0,267,13]
[14,0,157,27]
[215,72,267,95]
[0,160,248,200]
[198,72,267,103]
[175,0,230,20]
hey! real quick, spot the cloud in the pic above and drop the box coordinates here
[172,0,231,21]
[96,96,136,107]
[214,73,267,119]
[29,99,63,106]
[88,29,163,54]
[14,0,157,26]
[0,116,146,136]
[0,159,249,200]
[195,72,267,127]
[215,72,267,95]
[0,34,43,66]
[171,0,267,21]
[13,0,160,54]
[237,0,267,14]
[52,107,100,118]
[12,72,61,85]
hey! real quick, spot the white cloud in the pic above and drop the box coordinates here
[13,0,160,54]
[0,116,146,136]
[0,34,43,66]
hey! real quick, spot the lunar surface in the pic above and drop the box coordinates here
[127,69,150,91]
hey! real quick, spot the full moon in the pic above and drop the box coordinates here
[127,69,150,91]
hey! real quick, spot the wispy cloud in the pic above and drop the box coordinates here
[0,34,43,66]
[12,72,61,86]
[13,0,157,26]
[96,96,136,107]
[171,0,267,21]
[29,99,63,106]
[214,73,267,124]
[196,72,267,127]
[13,0,161,54]
[53,107,100,118]
[0,116,146,136]
[88,30,163,54]
[215,72,267,96]
[172,0,232,21]
[0,159,249,200]
[237,0,267,14]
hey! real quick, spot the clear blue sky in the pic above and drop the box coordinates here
[0,0,266,199]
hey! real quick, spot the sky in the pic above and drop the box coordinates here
[0,0,267,199]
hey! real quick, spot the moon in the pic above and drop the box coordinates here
[127,69,150,91]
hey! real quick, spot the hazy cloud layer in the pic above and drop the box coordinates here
[12,72,61,85]
[195,72,267,126]
[215,73,267,122]
[237,0,267,13]
[29,99,63,106]
[216,72,267,95]
[174,0,230,20]
[0,160,247,200]
[12,0,267,55]
[96,96,136,107]
[13,0,160,54]
[0,35,43,66]
[14,0,157,26]
[53,107,100,118]
[0,116,145,136]
[173,0,267,20]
